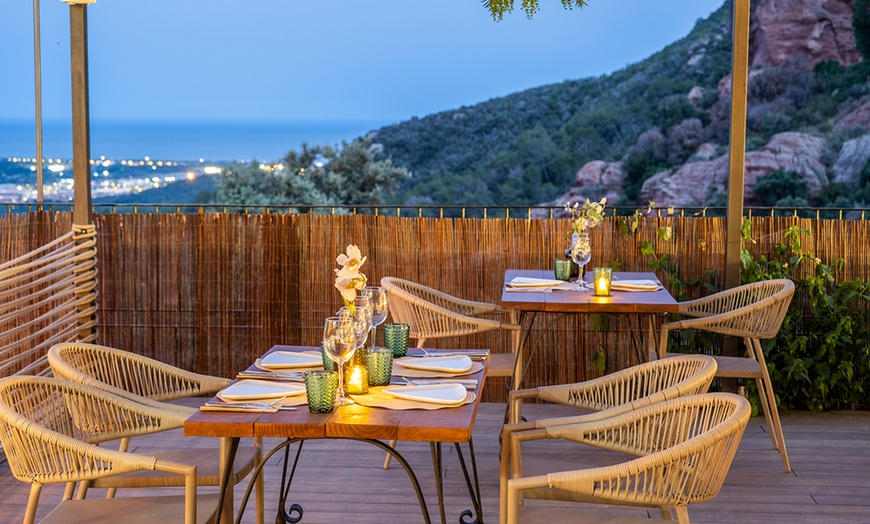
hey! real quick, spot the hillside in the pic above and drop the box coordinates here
[371,0,870,210]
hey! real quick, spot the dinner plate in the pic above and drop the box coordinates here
[394,355,473,373]
[382,384,468,405]
[507,277,564,288]
[259,351,322,370]
[219,379,305,401]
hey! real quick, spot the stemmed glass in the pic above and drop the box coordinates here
[352,295,373,350]
[323,316,358,405]
[363,286,389,346]
[569,231,592,289]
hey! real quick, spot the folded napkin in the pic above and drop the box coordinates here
[610,280,661,292]
[507,277,563,288]
[505,278,577,293]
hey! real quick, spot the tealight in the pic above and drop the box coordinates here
[593,267,612,297]
[346,365,369,395]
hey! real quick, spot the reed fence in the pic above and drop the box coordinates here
[2,211,869,401]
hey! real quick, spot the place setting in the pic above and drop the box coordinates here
[201,379,304,412]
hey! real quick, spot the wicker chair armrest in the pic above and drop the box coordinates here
[507,388,541,424]
[48,343,231,402]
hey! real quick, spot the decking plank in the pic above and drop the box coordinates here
[2,403,869,523]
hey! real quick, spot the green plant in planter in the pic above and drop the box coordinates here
[740,223,870,411]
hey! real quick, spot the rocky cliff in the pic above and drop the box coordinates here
[546,0,869,210]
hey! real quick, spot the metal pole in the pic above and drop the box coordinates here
[724,0,750,291]
[69,2,93,225]
[33,0,44,204]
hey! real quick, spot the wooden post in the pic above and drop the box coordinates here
[68,1,97,342]
[724,0,750,291]
[723,0,752,373]
[69,2,93,226]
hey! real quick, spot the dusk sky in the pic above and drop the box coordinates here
[3,0,724,125]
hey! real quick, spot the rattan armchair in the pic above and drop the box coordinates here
[48,342,263,523]
[656,279,795,472]
[0,375,219,524]
[502,393,750,524]
[380,276,522,382]
[500,354,717,518]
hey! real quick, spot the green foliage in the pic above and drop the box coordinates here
[754,169,809,206]
[484,0,587,21]
[855,0,870,60]
[740,224,870,411]
[216,140,410,209]
[375,3,735,207]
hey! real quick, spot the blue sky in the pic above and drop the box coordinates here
[1,0,725,126]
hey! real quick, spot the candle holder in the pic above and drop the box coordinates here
[346,364,369,395]
[365,347,394,386]
[593,267,612,297]
[553,258,573,281]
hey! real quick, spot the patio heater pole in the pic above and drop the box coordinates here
[723,0,751,368]
[66,0,94,226]
[725,0,750,291]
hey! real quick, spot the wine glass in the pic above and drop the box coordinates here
[569,231,592,289]
[352,295,374,349]
[363,286,389,345]
[323,316,358,405]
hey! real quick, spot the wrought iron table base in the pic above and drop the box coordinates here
[215,436,484,524]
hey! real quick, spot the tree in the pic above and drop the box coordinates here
[216,139,411,209]
[485,0,587,20]
[855,0,870,60]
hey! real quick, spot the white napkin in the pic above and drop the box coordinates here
[507,277,563,288]
[505,278,576,292]
[610,280,661,292]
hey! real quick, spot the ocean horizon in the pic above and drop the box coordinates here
[0,118,393,162]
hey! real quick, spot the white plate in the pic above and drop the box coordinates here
[508,277,563,288]
[219,379,305,401]
[394,355,473,373]
[383,384,468,405]
[259,351,322,370]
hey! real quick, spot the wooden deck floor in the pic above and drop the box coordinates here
[2,402,869,523]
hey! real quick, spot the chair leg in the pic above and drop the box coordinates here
[383,439,397,469]
[675,506,690,524]
[751,338,790,472]
[758,374,790,472]
[24,483,43,524]
[659,505,675,520]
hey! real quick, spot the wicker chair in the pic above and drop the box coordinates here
[0,375,220,524]
[502,392,750,524]
[656,279,795,472]
[47,342,263,523]
[380,276,522,382]
[500,354,717,518]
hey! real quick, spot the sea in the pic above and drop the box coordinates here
[0,118,393,162]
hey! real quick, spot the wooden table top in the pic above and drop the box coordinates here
[501,269,679,314]
[184,345,486,444]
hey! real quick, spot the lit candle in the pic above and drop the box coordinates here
[593,267,612,297]
[346,365,369,395]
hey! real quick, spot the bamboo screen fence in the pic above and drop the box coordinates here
[2,211,869,401]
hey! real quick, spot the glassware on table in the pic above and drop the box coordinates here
[304,370,338,413]
[365,347,393,386]
[383,322,410,357]
[322,316,358,406]
[363,286,389,345]
[553,258,573,281]
[569,231,592,289]
[320,341,335,371]
[592,267,612,296]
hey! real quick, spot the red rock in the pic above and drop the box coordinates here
[833,100,870,132]
[751,0,861,68]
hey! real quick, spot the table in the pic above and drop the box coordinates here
[184,345,487,524]
[500,270,679,390]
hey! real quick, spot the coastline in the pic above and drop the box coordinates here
[0,118,391,162]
